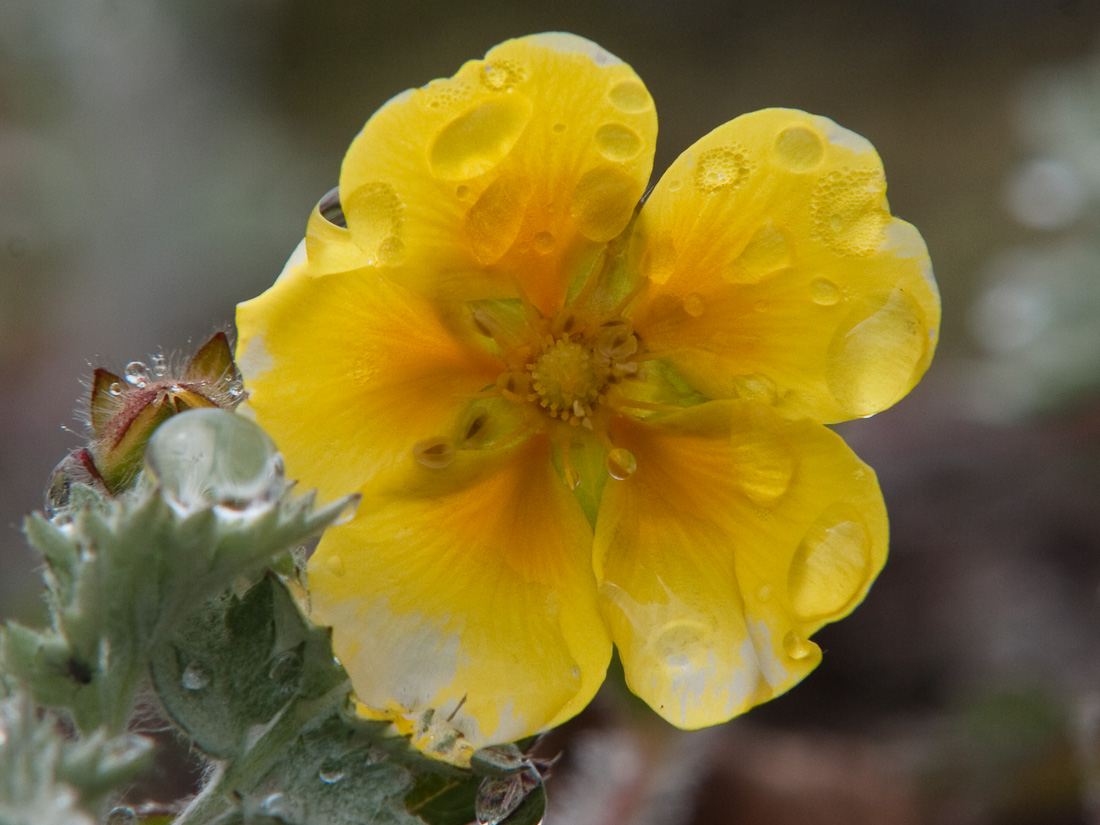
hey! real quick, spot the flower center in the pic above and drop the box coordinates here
[528,338,605,422]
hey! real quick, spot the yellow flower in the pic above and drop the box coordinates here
[236,33,939,763]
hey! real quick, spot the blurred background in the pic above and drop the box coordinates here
[3,0,1100,822]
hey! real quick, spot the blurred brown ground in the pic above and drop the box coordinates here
[3,1,1100,823]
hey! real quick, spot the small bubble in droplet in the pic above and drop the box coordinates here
[783,631,815,660]
[810,277,840,306]
[532,231,555,255]
[151,354,168,376]
[414,437,455,469]
[106,808,137,825]
[107,382,123,396]
[606,448,637,480]
[124,361,150,387]
[181,662,210,690]
[683,293,705,317]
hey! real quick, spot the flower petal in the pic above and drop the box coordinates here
[308,434,610,756]
[628,109,939,423]
[338,33,657,314]
[594,400,887,729]
[235,265,500,502]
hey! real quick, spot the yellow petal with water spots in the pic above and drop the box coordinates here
[308,435,610,753]
[594,400,886,729]
[338,33,657,314]
[629,109,939,423]
[235,265,499,504]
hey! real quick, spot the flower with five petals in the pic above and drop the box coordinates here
[236,33,939,763]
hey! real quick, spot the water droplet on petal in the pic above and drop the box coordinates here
[480,60,524,92]
[343,181,404,266]
[731,405,796,506]
[731,374,779,406]
[694,144,751,192]
[783,631,815,660]
[595,122,644,162]
[106,808,136,825]
[570,166,642,242]
[150,354,168,376]
[465,175,532,264]
[756,584,772,602]
[683,293,705,317]
[414,437,455,469]
[826,287,929,417]
[532,231,555,255]
[144,409,285,513]
[552,122,566,134]
[654,619,709,670]
[323,554,346,577]
[774,124,824,172]
[261,792,299,820]
[729,221,791,283]
[429,96,533,179]
[607,79,652,112]
[107,382,123,396]
[810,277,841,305]
[667,178,682,192]
[811,167,888,257]
[124,361,150,387]
[606,448,637,480]
[181,662,210,690]
[788,504,874,621]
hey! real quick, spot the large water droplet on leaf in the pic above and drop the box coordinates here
[144,408,284,513]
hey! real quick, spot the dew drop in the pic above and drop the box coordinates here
[318,760,346,784]
[465,176,532,264]
[783,631,815,660]
[667,178,682,192]
[344,181,404,265]
[124,361,150,387]
[731,406,795,506]
[694,145,751,192]
[268,650,303,688]
[595,122,644,162]
[107,382,123,396]
[324,554,346,577]
[607,79,652,112]
[729,221,791,283]
[106,807,136,825]
[150,353,168,376]
[606,448,637,480]
[826,287,928,417]
[552,122,566,134]
[532,231,556,255]
[683,293,705,317]
[429,96,533,179]
[181,662,210,690]
[653,619,709,670]
[810,277,841,306]
[639,233,677,284]
[787,504,874,621]
[332,496,359,526]
[774,124,824,172]
[731,374,779,406]
[456,185,470,199]
[144,409,285,513]
[261,792,299,820]
[414,437,455,469]
[756,584,772,602]
[570,166,642,242]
